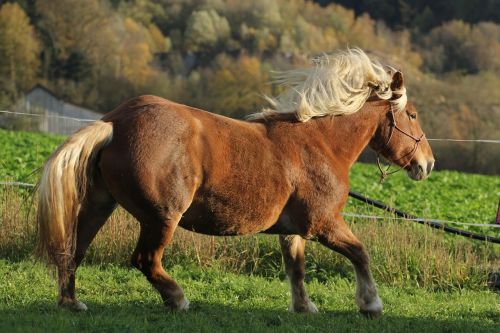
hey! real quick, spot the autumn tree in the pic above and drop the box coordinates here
[117,0,165,26]
[203,54,270,118]
[0,2,40,104]
[35,0,167,110]
[421,20,500,74]
[117,18,157,85]
[185,9,230,52]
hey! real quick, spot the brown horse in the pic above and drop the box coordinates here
[36,49,434,318]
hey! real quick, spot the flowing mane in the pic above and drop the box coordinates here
[248,48,407,122]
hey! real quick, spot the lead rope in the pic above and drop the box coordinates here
[376,105,425,183]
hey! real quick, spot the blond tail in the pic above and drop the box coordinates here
[36,120,113,278]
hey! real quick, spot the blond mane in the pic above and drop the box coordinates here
[248,48,407,122]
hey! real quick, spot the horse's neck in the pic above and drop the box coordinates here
[308,101,385,167]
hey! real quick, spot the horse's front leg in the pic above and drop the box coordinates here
[279,235,318,313]
[316,215,383,318]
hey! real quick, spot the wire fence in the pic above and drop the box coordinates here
[0,109,100,135]
[0,110,96,122]
[427,138,500,144]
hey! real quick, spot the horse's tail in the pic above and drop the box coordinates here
[36,120,113,279]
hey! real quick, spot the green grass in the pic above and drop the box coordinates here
[0,260,498,333]
[0,129,64,183]
[347,163,500,227]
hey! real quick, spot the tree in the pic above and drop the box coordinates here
[422,20,500,74]
[36,0,114,81]
[117,18,157,85]
[36,0,164,110]
[0,2,40,103]
[117,0,165,26]
[185,10,230,52]
[203,54,270,118]
[148,24,171,53]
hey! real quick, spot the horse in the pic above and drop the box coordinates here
[36,48,435,318]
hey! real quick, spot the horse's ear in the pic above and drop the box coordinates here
[390,71,404,91]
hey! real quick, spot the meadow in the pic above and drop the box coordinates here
[1,260,498,333]
[0,128,499,332]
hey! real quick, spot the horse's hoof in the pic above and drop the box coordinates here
[289,299,319,314]
[358,297,383,319]
[59,299,88,312]
[360,308,383,319]
[178,297,190,311]
[172,297,190,311]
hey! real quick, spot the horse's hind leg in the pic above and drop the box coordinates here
[58,173,116,311]
[317,216,382,318]
[131,215,188,311]
[279,235,318,313]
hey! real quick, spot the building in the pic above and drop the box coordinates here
[8,85,103,135]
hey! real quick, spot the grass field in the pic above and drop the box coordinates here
[1,260,498,333]
[0,129,499,332]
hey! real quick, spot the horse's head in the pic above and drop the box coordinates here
[371,71,435,181]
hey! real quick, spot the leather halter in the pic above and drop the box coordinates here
[376,104,425,183]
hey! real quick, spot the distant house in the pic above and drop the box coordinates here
[13,85,102,135]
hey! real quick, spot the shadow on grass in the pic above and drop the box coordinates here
[1,299,498,333]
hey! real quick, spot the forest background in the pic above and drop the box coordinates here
[0,0,499,174]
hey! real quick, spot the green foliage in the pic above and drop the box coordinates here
[185,9,230,52]
[0,129,64,183]
[348,163,500,225]
[117,0,165,26]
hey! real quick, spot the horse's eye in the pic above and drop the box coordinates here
[409,113,417,120]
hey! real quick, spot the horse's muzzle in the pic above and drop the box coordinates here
[407,159,435,181]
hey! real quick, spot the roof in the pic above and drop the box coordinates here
[25,84,103,114]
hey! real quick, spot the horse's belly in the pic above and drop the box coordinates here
[179,200,282,236]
